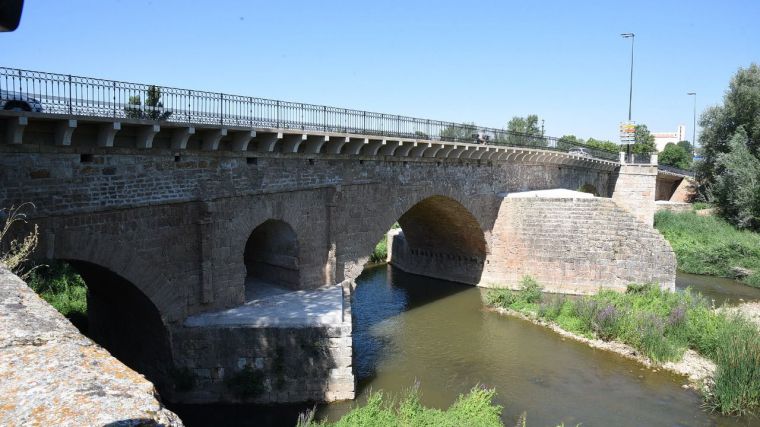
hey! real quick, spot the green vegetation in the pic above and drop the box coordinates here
[559,135,620,153]
[659,142,693,170]
[654,211,760,287]
[627,124,656,154]
[369,223,401,264]
[27,261,88,319]
[696,63,760,230]
[299,386,504,427]
[484,277,760,415]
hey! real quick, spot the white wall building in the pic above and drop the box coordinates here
[653,125,686,152]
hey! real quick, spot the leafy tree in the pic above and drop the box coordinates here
[559,134,583,144]
[659,143,692,170]
[439,122,476,141]
[630,124,656,154]
[507,114,541,136]
[697,63,760,193]
[586,137,620,152]
[124,85,172,120]
[711,128,760,229]
[676,140,693,156]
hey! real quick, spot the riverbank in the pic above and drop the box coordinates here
[654,210,760,288]
[484,278,760,416]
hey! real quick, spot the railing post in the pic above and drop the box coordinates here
[276,100,280,128]
[187,89,192,123]
[112,81,116,118]
[67,74,73,115]
[220,92,224,126]
[323,105,327,131]
[249,96,253,128]
[363,111,366,134]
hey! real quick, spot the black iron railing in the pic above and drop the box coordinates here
[0,67,619,160]
[658,164,695,177]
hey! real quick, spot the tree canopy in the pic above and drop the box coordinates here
[629,124,656,154]
[697,63,760,230]
[507,114,541,136]
[659,143,692,170]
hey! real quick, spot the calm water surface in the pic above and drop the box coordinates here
[172,268,759,426]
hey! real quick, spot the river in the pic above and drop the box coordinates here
[172,267,760,426]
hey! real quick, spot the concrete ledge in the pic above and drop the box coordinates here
[0,265,182,426]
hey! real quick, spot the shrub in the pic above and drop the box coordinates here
[302,386,504,427]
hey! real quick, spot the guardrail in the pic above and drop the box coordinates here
[658,164,695,177]
[0,66,619,161]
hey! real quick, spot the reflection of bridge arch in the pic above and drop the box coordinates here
[243,219,300,297]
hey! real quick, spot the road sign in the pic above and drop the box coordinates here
[619,121,636,143]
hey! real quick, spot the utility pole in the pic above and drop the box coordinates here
[621,33,635,121]
[687,92,697,150]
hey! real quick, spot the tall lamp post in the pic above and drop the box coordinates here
[687,92,697,149]
[621,33,635,121]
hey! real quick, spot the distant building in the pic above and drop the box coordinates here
[653,125,686,152]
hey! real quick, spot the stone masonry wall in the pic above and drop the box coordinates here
[0,265,182,426]
[169,285,354,404]
[477,197,676,293]
[611,164,658,225]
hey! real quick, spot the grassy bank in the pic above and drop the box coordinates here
[27,261,87,327]
[484,277,760,415]
[299,386,505,427]
[654,210,760,287]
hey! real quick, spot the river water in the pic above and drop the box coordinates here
[173,267,760,426]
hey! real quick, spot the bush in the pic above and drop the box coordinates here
[26,261,87,319]
[301,386,504,427]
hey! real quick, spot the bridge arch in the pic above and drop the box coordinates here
[578,183,599,196]
[347,194,489,285]
[38,258,174,394]
[243,219,300,298]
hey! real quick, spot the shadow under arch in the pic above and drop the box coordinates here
[61,259,174,394]
[578,183,599,196]
[243,219,300,298]
[389,195,488,285]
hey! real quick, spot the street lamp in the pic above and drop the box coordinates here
[687,92,697,149]
[621,33,635,121]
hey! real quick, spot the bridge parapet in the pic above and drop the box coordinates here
[0,66,619,161]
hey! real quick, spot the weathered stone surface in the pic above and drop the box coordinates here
[0,266,182,427]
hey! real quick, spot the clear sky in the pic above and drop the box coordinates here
[3,0,759,142]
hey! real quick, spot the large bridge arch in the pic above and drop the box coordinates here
[339,191,492,286]
[36,257,175,395]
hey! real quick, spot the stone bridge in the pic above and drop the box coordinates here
[1,96,676,404]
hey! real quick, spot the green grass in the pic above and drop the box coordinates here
[299,386,504,427]
[484,277,760,415]
[369,237,388,263]
[27,261,87,320]
[654,211,760,287]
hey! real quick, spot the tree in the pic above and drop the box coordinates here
[629,124,656,154]
[697,63,760,194]
[559,134,584,145]
[507,114,541,136]
[440,122,476,141]
[585,138,620,153]
[710,128,760,229]
[676,140,693,156]
[124,85,172,120]
[659,143,692,170]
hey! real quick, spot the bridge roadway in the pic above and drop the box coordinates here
[1,107,676,405]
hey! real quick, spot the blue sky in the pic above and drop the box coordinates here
[4,0,759,142]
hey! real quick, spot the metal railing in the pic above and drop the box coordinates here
[0,66,619,160]
[658,164,695,177]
